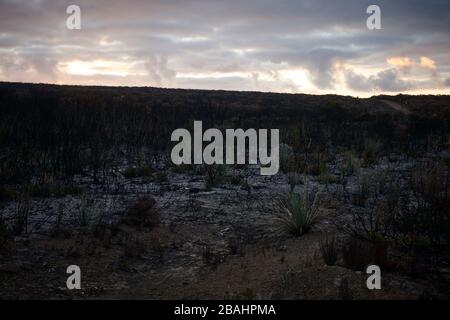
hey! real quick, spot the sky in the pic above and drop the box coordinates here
[1,0,450,97]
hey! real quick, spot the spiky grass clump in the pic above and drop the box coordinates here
[78,197,90,227]
[320,235,338,266]
[277,192,318,236]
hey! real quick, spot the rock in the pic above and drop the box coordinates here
[13,236,28,243]
[189,188,201,194]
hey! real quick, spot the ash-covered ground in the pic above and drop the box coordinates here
[1,150,449,300]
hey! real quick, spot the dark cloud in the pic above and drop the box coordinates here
[345,68,415,92]
[303,49,354,89]
[145,55,176,87]
[371,69,414,92]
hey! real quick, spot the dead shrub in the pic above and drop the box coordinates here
[0,217,11,254]
[342,237,390,271]
[408,161,450,246]
[122,196,160,229]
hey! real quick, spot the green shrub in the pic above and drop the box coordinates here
[205,165,226,189]
[192,164,205,176]
[25,182,83,198]
[307,152,327,176]
[279,144,296,173]
[154,170,168,183]
[277,191,318,236]
[287,172,301,192]
[318,169,338,185]
[397,235,432,251]
[352,175,371,207]
[55,184,84,197]
[229,175,243,186]
[362,140,380,167]
[25,183,51,197]
[202,244,221,267]
[170,163,192,174]
[13,195,30,235]
[406,162,450,246]
[240,179,251,192]
[341,151,360,176]
[78,199,90,227]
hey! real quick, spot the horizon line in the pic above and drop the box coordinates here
[1,80,450,99]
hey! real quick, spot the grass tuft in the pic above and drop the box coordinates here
[320,234,338,266]
[276,191,318,236]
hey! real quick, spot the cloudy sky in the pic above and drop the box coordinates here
[1,0,449,96]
